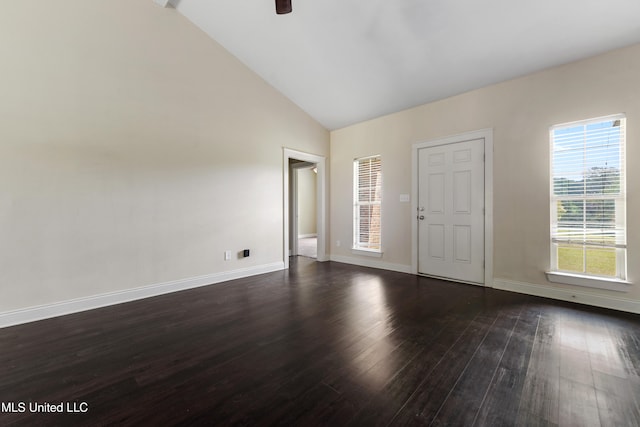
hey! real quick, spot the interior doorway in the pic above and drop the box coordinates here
[283,148,327,269]
[297,236,317,258]
[290,161,318,259]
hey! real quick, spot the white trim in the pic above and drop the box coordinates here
[351,248,383,258]
[283,149,327,268]
[330,254,411,274]
[411,129,494,287]
[298,234,318,239]
[545,271,631,292]
[494,278,640,314]
[0,262,284,329]
[291,164,299,256]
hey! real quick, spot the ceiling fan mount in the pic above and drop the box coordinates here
[275,0,292,15]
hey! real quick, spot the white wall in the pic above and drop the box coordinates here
[330,43,640,310]
[297,167,317,237]
[0,0,329,313]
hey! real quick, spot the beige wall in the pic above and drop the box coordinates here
[330,43,640,304]
[0,0,329,312]
[297,167,317,237]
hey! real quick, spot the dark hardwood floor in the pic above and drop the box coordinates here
[1,257,639,426]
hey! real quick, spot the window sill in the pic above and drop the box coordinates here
[351,248,383,258]
[545,271,631,293]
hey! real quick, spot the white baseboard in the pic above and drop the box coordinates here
[0,262,285,329]
[493,278,640,315]
[298,234,317,239]
[329,254,412,274]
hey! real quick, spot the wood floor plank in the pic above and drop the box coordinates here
[429,305,524,426]
[344,309,482,426]
[516,308,563,426]
[472,306,540,426]
[592,371,640,426]
[387,311,503,426]
[558,378,600,427]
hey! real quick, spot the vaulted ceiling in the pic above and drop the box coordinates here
[169,0,640,130]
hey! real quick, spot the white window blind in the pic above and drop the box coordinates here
[354,155,382,251]
[550,115,626,279]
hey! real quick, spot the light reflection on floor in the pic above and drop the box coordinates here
[344,276,399,390]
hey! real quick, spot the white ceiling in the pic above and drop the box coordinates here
[169,0,640,130]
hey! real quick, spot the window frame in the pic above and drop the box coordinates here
[353,155,382,255]
[547,114,629,290]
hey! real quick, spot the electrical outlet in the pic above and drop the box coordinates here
[336,240,341,247]
[224,250,231,261]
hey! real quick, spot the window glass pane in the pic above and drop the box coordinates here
[585,167,620,195]
[582,199,615,246]
[358,188,370,202]
[585,247,616,276]
[359,205,372,241]
[557,244,584,273]
[552,119,622,197]
[553,176,583,196]
[556,200,584,239]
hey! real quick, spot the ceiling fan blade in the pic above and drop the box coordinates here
[275,0,292,14]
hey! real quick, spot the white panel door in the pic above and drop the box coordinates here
[418,139,485,284]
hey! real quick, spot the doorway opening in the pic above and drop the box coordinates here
[291,161,317,259]
[283,149,327,269]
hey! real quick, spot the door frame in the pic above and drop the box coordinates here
[411,129,494,286]
[283,148,327,269]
